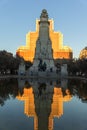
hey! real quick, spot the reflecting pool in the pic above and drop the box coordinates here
[0,78,87,130]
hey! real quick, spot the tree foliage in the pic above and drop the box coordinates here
[0,50,32,74]
[67,58,87,76]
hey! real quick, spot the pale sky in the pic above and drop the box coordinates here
[0,0,87,58]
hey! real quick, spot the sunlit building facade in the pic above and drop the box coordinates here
[16,19,73,62]
[79,47,87,59]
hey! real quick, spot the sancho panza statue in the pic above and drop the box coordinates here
[28,9,57,76]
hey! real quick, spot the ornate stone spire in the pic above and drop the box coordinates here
[40,9,48,21]
[28,9,57,76]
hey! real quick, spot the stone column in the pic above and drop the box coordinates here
[29,9,57,76]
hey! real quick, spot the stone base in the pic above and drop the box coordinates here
[27,68,60,78]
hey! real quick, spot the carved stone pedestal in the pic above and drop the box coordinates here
[28,9,57,77]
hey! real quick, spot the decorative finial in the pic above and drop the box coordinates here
[40,9,48,21]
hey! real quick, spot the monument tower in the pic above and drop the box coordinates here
[29,9,57,76]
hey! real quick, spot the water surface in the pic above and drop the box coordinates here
[0,78,87,130]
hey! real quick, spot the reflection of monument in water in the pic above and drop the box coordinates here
[17,79,72,130]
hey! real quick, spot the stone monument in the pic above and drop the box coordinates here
[28,9,57,77]
[18,59,25,75]
[61,64,68,77]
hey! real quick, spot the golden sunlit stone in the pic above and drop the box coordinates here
[16,19,73,62]
[79,47,87,59]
